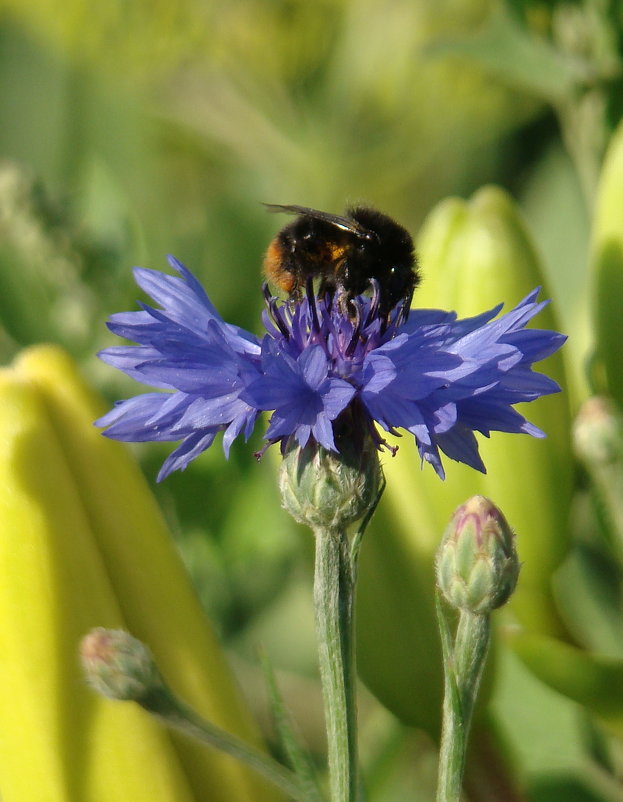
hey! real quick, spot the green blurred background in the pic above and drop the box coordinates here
[1,0,623,799]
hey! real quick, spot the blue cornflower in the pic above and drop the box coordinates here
[96,256,566,481]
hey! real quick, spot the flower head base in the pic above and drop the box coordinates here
[279,409,383,531]
[96,256,566,480]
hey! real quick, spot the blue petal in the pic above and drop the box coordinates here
[312,413,337,451]
[299,345,329,391]
[136,357,240,394]
[322,379,356,418]
[97,394,183,441]
[134,265,220,326]
[436,427,486,473]
[98,346,175,389]
[157,430,219,481]
[502,329,567,361]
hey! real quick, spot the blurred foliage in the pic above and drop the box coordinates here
[2,0,623,800]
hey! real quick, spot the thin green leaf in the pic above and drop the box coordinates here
[258,647,326,802]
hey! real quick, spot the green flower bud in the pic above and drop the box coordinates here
[81,628,163,702]
[436,496,520,614]
[279,420,382,532]
[573,396,623,467]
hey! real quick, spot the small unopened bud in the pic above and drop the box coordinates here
[80,628,163,701]
[436,496,519,614]
[279,425,382,532]
[573,396,623,467]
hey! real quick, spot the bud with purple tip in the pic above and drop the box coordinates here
[80,628,163,702]
[436,495,520,615]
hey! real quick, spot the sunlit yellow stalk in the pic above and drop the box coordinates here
[591,118,623,409]
[0,360,193,801]
[0,345,281,802]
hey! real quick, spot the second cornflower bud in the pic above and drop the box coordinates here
[436,496,520,615]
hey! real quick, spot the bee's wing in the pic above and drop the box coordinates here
[263,203,371,238]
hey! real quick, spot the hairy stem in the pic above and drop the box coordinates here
[314,527,358,802]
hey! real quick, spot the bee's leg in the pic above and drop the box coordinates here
[392,286,414,328]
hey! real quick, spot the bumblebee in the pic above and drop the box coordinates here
[263,204,419,316]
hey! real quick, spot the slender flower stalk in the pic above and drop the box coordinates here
[436,604,491,802]
[81,629,310,802]
[313,527,357,802]
[435,496,520,802]
[279,434,383,802]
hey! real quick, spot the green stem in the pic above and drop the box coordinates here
[314,526,358,802]
[139,685,309,802]
[436,596,491,802]
[454,612,491,714]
